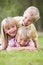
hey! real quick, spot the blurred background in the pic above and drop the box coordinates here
[0,0,43,33]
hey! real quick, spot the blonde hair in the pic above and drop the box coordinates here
[1,17,18,49]
[16,26,30,40]
[24,6,40,22]
[13,16,23,27]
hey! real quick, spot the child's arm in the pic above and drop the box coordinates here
[24,46,36,51]
[31,24,39,49]
[6,46,36,51]
[7,46,25,51]
[13,16,22,27]
[0,38,7,51]
[33,39,38,49]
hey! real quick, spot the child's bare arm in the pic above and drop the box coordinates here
[31,24,39,49]
[7,46,26,51]
[6,46,36,51]
[33,40,38,49]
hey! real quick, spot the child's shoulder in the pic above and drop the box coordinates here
[27,24,35,29]
[13,16,23,21]
[13,16,23,27]
[27,24,37,32]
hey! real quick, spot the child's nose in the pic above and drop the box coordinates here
[23,19,28,24]
[10,28,13,31]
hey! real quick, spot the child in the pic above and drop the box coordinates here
[1,17,18,50]
[16,26,36,51]
[22,6,40,26]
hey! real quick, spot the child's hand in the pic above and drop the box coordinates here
[24,47,37,52]
[0,45,3,51]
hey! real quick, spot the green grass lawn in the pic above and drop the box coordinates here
[0,36,43,65]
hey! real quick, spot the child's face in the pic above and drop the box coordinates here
[22,12,34,26]
[4,23,17,37]
[17,36,28,46]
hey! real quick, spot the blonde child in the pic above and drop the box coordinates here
[0,17,18,50]
[16,26,36,51]
[22,6,40,26]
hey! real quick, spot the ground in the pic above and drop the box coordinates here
[0,36,43,65]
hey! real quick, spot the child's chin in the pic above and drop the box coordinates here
[20,43,27,46]
[10,34,15,37]
[23,23,28,26]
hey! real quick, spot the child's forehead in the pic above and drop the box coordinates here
[4,20,16,28]
[24,10,33,17]
[24,7,36,15]
[18,33,28,40]
[18,36,29,41]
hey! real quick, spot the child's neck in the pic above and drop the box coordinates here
[22,23,32,26]
[8,36,15,40]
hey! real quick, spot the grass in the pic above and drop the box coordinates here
[0,36,43,65]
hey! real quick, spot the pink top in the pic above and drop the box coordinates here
[8,38,34,47]
[8,38,20,47]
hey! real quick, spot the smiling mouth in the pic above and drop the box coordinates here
[10,31,16,34]
[20,43,27,46]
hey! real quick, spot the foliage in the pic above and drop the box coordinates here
[0,0,43,32]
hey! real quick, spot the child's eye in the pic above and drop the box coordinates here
[12,25,16,28]
[24,39,28,42]
[20,39,22,40]
[12,25,15,28]
[5,26,10,30]
[7,27,10,30]
[28,19,30,21]
[25,16,27,19]
[31,14,33,16]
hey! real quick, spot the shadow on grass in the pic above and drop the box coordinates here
[39,48,43,51]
